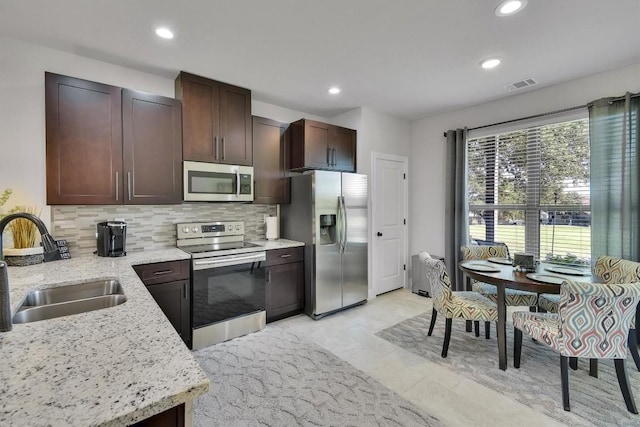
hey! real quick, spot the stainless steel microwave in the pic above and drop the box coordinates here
[183,161,254,202]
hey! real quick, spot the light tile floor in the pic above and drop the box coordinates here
[277,288,568,427]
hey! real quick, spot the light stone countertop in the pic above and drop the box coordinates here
[249,238,305,250]
[0,248,209,427]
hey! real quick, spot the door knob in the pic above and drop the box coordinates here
[377,232,383,236]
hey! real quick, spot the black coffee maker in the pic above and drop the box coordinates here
[96,221,127,257]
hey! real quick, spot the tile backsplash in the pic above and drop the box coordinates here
[52,204,277,257]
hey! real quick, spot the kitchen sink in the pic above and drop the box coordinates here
[13,279,127,324]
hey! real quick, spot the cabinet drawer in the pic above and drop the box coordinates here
[134,260,190,286]
[264,247,303,267]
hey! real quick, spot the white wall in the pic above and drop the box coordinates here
[0,36,175,226]
[359,108,411,177]
[252,100,328,124]
[331,107,412,296]
[409,62,640,259]
[0,35,316,230]
[1,33,408,300]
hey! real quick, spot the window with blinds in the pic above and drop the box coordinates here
[467,112,590,264]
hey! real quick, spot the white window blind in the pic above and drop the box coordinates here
[467,110,591,264]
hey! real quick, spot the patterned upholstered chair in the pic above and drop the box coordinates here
[513,280,640,413]
[424,257,498,357]
[461,245,538,336]
[538,256,640,371]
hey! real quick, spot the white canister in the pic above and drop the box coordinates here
[265,216,279,240]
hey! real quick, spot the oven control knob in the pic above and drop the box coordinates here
[192,226,199,233]
[235,225,240,230]
[227,225,232,231]
[182,227,190,233]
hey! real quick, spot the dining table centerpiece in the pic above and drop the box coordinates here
[544,253,590,268]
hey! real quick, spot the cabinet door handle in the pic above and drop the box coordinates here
[115,172,119,201]
[221,137,225,160]
[183,282,188,300]
[214,136,219,160]
[127,172,132,201]
[327,148,331,166]
[267,270,271,283]
[153,270,173,276]
[280,254,292,258]
[332,148,336,166]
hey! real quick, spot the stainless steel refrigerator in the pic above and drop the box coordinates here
[281,170,368,319]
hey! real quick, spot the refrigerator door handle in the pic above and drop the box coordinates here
[342,196,349,252]
[337,196,344,253]
[337,195,346,253]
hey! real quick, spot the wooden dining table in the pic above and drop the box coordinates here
[458,260,595,371]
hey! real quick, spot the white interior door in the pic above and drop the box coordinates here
[372,154,407,295]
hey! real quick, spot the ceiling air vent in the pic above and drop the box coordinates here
[503,78,538,92]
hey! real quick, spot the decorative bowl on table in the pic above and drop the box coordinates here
[544,253,590,268]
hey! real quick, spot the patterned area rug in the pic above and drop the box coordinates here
[376,311,640,427]
[192,326,442,426]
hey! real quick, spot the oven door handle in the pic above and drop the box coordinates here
[193,252,266,270]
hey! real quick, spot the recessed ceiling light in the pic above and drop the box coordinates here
[328,87,341,95]
[495,0,527,17]
[480,57,502,69]
[155,27,174,39]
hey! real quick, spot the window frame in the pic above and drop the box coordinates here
[467,110,590,259]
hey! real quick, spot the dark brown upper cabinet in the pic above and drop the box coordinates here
[175,72,252,166]
[289,119,356,172]
[332,125,357,172]
[122,90,182,204]
[252,116,290,204]
[46,73,123,205]
[45,72,182,205]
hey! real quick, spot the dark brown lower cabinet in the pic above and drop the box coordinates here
[133,260,191,348]
[265,247,304,322]
[147,280,190,345]
[131,403,184,427]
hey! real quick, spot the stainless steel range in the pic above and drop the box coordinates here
[177,221,266,350]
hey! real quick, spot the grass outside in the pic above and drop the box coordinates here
[469,224,591,259]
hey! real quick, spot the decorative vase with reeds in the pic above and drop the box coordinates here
[3,206,44,267]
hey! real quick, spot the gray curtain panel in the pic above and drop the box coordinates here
[589,92,640,261]
[445,128,469,290]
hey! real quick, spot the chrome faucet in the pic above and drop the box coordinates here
[0,212,62,332]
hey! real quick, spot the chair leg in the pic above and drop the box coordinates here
[466,319,472,332]
[474,320,480,337]
[560,356,571,411]
[569,357,578,370]
[442,318,452,358]
[428,308,438,336]
[628,329,640,371]
[514,327,522,368]
[614,359,638,414]
[589,359,598,378]
[485,321,490,339]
